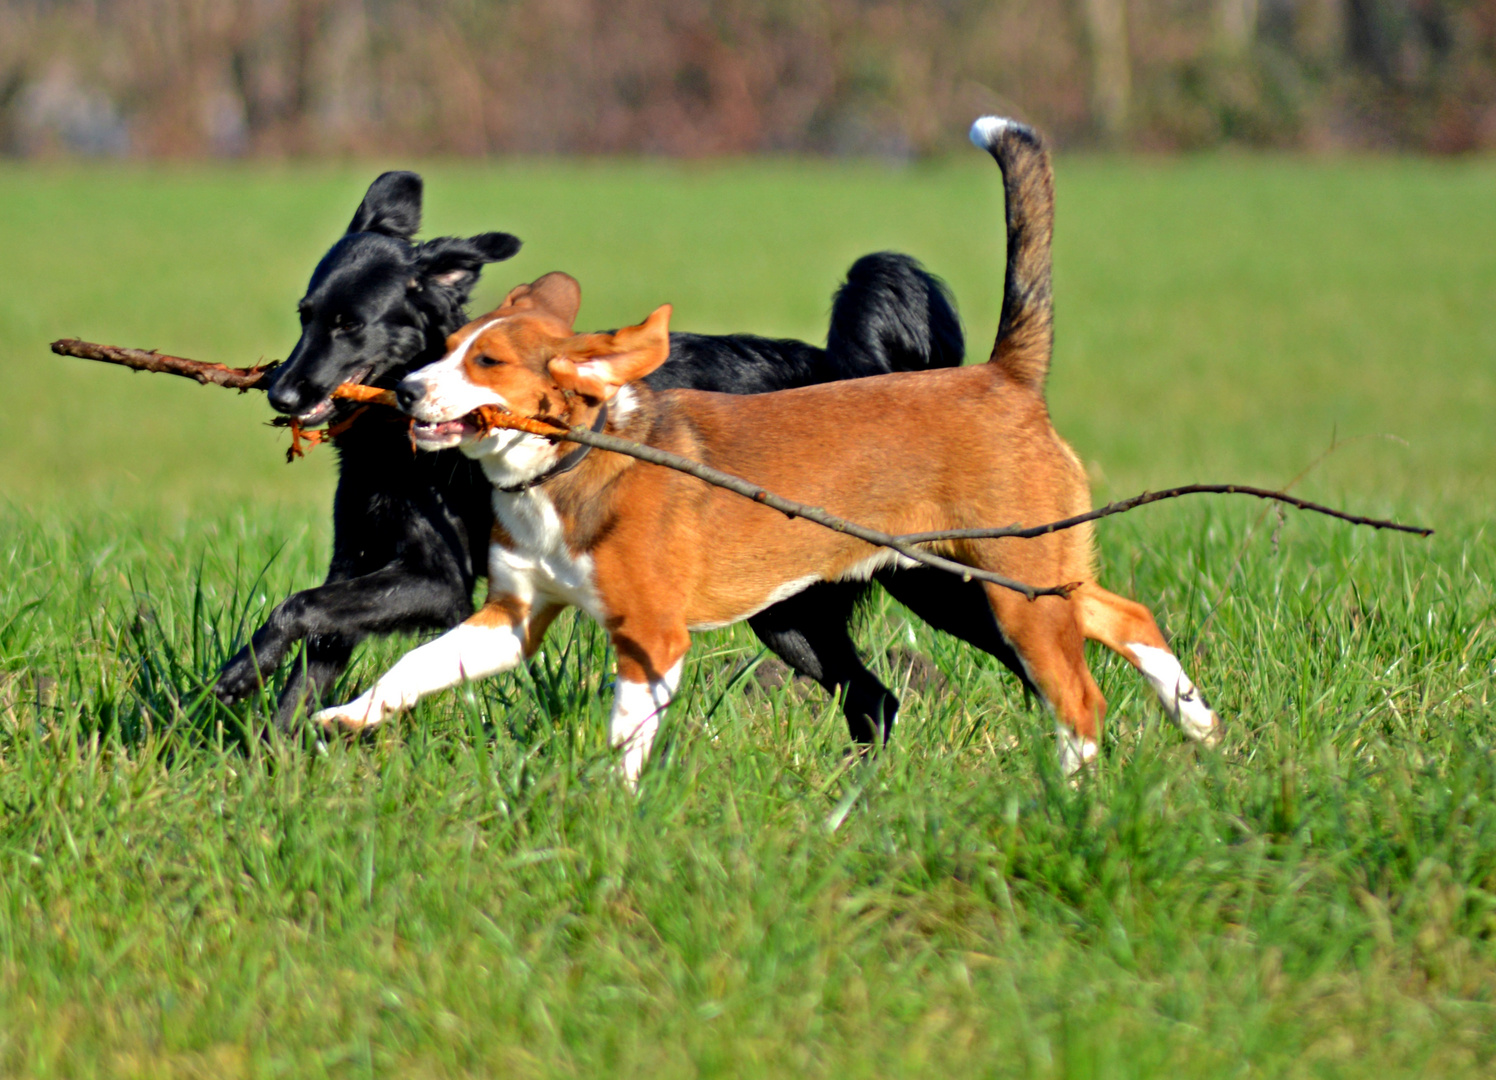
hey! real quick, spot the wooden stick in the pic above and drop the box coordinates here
[52,338,1435,598]
[51,339,277,389]
[893,484,1434,541]
[462,407,1432,599]
[51,338,400,405]
[334,385,398,406]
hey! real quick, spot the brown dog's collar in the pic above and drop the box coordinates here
[495,403,609,493]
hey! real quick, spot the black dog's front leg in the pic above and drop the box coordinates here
[215,564,474,710]
[273,632,357,730]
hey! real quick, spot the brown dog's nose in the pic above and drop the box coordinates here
[394,379,422,413]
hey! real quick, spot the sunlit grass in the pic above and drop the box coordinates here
[1,502,1492,1077]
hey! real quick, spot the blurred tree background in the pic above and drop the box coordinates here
[3,0,1493,157]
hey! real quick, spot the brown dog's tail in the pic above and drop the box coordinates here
[968,116,1054,395]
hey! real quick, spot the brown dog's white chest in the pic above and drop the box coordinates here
[487,488,604,618]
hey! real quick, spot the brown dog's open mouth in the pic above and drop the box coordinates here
[410,417,478,447]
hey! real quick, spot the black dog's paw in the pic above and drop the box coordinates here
[215,647,268,704]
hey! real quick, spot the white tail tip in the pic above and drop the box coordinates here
[969,116,1013,151]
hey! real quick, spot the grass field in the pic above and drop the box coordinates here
[1,154,1494,1077]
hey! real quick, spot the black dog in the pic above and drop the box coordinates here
[216,171,1024,739]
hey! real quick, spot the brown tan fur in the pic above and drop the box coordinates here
[430,278,1138,751]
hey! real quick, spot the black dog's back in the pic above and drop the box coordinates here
[650,253,963,394]
[828,252,965,375]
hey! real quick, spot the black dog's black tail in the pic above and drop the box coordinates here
[966,116,1054,395]
[826,252,965,376]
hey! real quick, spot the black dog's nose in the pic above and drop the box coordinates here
[267,377,306,415]
[395,381,421,413]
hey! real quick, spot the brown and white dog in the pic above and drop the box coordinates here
[315,117,1221,779]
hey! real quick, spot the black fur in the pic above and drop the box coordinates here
[263,172,520,420]
[216,173,1022,739]
[218,171,519,719]
[827,250,967,376]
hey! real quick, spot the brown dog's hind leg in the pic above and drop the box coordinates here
[1072,583,1221,746]
[983,586,1107,775]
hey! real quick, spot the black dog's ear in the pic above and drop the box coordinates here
[347,171,423,238]
[468,231,523,265]
[413,232,523,293]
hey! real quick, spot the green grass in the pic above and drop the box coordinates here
[1,156,1494,1076]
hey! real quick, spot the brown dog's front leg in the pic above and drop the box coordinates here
[314,596,536,731]
[609,622,691,786]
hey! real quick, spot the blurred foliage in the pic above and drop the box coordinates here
[2,0,1495,158]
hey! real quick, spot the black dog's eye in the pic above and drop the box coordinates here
[297,305,312,326]
[331,316,364,337]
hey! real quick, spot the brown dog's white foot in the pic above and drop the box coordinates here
[1127,642,1220,746]
[1057,723,1099,777]
[1193,713,1223,749]
[314,692,387,732]
[610,661,683,789]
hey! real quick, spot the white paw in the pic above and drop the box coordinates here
[1176,692,1221,747]
[1128,643,1221,748]
[314,692,388,732]
[616,740,649,791]
[1057,724,1098,777]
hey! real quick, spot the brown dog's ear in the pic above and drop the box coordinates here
[500,272,581,328]
[548,305,672,403]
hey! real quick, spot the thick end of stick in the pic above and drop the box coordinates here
[470,404,570,439]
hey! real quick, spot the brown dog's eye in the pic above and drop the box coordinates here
[474,353,500,368]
